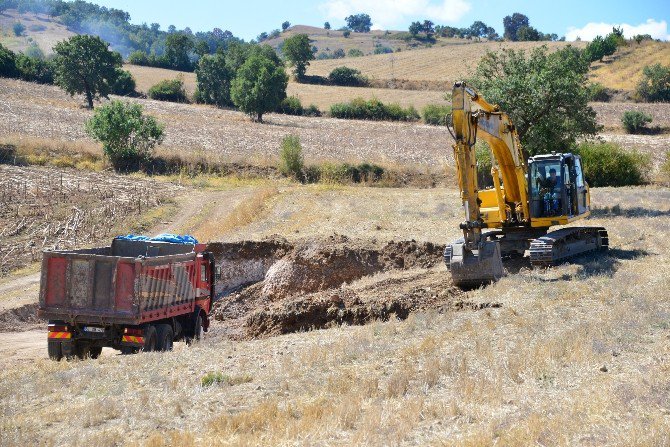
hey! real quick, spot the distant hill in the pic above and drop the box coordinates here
[264,24,490,58]
[0,9,74,54]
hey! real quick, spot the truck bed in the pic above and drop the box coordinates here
[39,239,210,325]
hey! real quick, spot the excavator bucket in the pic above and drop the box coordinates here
[444,240,504,289]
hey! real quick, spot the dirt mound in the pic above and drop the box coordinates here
[211,236,463,339]
[0,303,42,332]
[259,236,444,300]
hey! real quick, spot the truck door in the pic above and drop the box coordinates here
[574,156,588,215]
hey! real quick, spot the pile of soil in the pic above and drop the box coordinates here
[0,303,42,332]
[210,236,470,339]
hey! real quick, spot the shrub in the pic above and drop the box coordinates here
[148,78,187,102]
[24,43,44,60]
[127,50,149,66]
[303,104,321,117]
[278,135,304,179]
[575,142,650,186]
[422,104,451,125]
[621,110,652,134]
[15,54,54,83]
[318,162,385,184]
[373,46,393,54]
[330,98,419,122]
[276,96,303,116]
[13,22,25,36]
[110,68,136,96]
[343,30,351,38]
[328,66,367,86]
[28,24,46,32]
[201,372,252,387]
[661,151,670,183]
[85,100,164,171]
[587,83,610,101]
[636,63,670,102]
[0,43,18,78]
[347,49,364,57]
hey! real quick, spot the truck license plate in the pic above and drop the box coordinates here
[83,326,105,333]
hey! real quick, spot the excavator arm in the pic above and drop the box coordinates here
[446,81,530,287]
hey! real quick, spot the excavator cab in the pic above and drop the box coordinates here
[528,153,590,225]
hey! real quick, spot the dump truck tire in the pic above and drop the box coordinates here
[156,324,174,352]
[48,341,63,361]
[143,325,157,352]
[89,346,102,359]
[186,314,203,346]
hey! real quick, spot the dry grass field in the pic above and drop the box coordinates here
[0,10,74,54]
[1,185,669,446]
[589,41,670,92]
[2,78,669,172]
[307,40,587,84]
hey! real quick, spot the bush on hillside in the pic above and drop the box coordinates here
[621,110,652,134]
[85,100,164,171]
[15,54,55,84]
[127,50,149,66]
[316,162,385,184]
[303,104,321,117]
[575,141,650,186]
[13,22,25,36]
[147,78,187,102]
[278,135,304,180]
[421,104,451,125]
[636,63,670,102]
[328,66,367,86]
[276,96,303,116]
[0,43,18,78]
[110,68,136,96]
[587,83,610,102]
[330,98,419,122]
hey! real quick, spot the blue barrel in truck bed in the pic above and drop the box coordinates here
[38,238,214,360]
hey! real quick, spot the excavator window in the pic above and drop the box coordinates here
[529,160,564,217]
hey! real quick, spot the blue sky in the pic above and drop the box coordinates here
[93,0,670,42]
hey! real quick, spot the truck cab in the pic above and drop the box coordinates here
[528,153,590,227]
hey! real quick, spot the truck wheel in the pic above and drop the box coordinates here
[48,341,63,361]
[121,346,140,355]
[143,325,157,352]
[75,342,92,360]
[185,314,203,346]
[156,324,174,352]
[89,346,103,359]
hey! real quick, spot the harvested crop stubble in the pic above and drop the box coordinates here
[0,165,181,276]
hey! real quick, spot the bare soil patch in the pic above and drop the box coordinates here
[210,236,466,339]
[0,303,41,332]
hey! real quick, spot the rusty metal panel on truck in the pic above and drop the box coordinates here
[39,239,208,325]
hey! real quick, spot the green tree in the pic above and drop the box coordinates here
[636,63,670,102]
[282,21,291,31]
[324,22,331,30]
[53,35,122,109]
[516,26,541,41]
[502,12,529,41]
[164,32,194,71]
[621,110,652,133]
[195,53,233,107]
[231,53,288,122]
[345,14,372,32]
[409,21,422,36]
[85,100,164,171]
[194,40,210,58]
[282,33,314,80]
[15,54,55,84]
[469,45,600,156]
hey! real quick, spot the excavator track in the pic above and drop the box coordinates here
[529,227,608,267]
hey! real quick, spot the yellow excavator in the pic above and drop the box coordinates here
[444,82,608,288]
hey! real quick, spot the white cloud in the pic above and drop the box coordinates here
[319,0,472,30]
[566,19,670,41]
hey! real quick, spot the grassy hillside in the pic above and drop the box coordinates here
[0,9,73,54]
[307,40,587,84]
[264,24,477,57]
[589,40,670,91]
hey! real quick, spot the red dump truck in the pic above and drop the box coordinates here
[38,237,214,360]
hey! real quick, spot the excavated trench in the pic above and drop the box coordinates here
[208,236,471,339]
